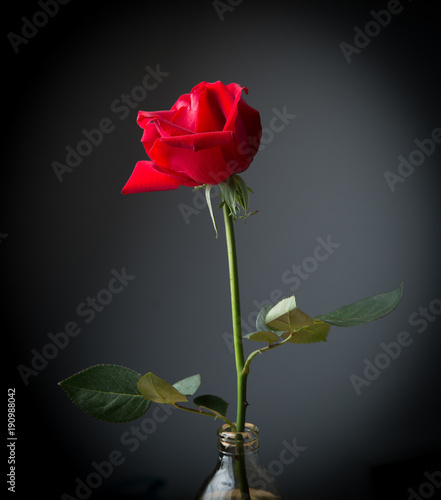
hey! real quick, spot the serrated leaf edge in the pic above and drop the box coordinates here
[58,364,151,423]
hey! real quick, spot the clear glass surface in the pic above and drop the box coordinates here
[195,423,286,500]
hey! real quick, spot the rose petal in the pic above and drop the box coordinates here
[207,82,237,118]
[137,110,175,129]
[224,84,261,159]
[193,87,225,133]
[141,118,194,155]
[158,130,234,151]
[126,82,261,194]
[171,92,191,112]
[121,161,182,193]
[140,122,161,154]
[170,93,197,131]
[149,131,236,185]
[236,98,262,146]
[194,82,235,133]
[151,117,194,138]
[227,83,248,97]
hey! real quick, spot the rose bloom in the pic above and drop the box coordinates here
[122,81,262,193]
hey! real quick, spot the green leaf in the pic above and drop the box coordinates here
[282,320,331,344]
[265,296,314,332]
[193,394,229,418]
[172,374,201,396]
[315,282,404,327]
[137,372,188,404]
[256,304,279,333]
[59,364,151,423]
[205,185,218,238]
[244,330,280,342]
[244,305,281,342]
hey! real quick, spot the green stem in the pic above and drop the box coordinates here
[235,434,249,499]
[222,203,247,433]
[242,332,294,375]
[222,201,250,500]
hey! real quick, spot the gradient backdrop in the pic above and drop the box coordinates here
[4,1,441,499]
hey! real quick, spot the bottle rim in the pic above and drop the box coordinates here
[217,423,259,452]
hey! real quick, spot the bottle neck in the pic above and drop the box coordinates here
[195,422,287,499]
[217,423,260,456]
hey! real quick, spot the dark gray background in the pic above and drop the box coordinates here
[4,1,441,499]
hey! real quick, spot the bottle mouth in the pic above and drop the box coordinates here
[217,423,259,453]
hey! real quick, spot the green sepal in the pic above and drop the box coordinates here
[233,175,249,215]
[282,320,331,344]
[265,296,314,332]
[193,394,229,418]
[137,372,188,404]
[205,185,218,238]
[315,282,404,327]
[58,364,151,423]
[218,175,255,222]
[219,177,238,219]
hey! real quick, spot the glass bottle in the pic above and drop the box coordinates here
[195,423,286,499]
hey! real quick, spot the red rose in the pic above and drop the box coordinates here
[122,81,262,194]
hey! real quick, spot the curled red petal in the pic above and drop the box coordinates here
[227,83,248,96]
[194,82,235,133]
[224,84,261,160]
[121,161,182,194]
[169,92,195,130]
[137,110,175,129]
[140,118,194,155]
[149,131,236,185]
[151,117,194,137]
[140,122,161,154]
[158,130,234,151]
